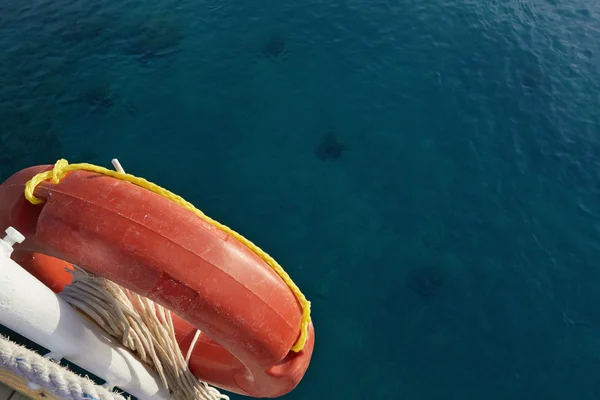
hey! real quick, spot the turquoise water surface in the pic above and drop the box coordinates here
[2,0,600,398]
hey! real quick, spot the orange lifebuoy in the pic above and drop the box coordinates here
[0,164,315,398]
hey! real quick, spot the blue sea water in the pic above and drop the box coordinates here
[2,0,600,398]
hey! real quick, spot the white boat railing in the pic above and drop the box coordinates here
[0,226,170,400]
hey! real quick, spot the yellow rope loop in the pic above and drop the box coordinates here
[24,159,311,352]
[25,172,51,205]
[50,159,70,183]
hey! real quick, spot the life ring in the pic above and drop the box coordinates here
[0,161,315,398]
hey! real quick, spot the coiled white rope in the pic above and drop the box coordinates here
[0,334,125,400]
[59,267,228,400]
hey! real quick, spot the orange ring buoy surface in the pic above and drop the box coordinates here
[0,165,315,398]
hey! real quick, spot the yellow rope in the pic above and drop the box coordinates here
[23,159,311,352]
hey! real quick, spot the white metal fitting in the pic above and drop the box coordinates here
[0,227,25,257]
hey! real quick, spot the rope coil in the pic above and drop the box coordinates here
[59,267,228,400]
[24,159,311,352]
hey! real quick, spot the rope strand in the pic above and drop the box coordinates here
[0,335,126,400]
